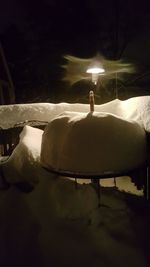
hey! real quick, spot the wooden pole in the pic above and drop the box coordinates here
[0,42,15,104]
[89,90,95,112]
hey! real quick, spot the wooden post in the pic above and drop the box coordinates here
[89,90,95,112]
[0,42,15,104]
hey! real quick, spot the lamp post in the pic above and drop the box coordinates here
[86,66,105,112]
[86,66,105,202]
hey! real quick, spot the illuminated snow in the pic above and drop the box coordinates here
[0,123,148,266]
[1,125,99,218]
[1,95,150,130]
[2,126,44,184]
[40,111,147,175]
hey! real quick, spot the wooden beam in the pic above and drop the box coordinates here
[0,42,15,104]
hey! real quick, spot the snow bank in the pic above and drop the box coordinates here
[1,126,44,184]
[1,95,150,130]
[0,102,149,266]
[0,102,89,129]
[0,125,99,218]
[41,111,147,175]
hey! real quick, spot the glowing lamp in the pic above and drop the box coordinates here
[86,65,105,112]
[86,66,105,85]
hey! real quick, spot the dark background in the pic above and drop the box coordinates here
[0,0,150,104]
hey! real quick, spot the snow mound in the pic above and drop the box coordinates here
[2,126,44,184]
[0,96,145,129]
[1,125,99,219]
[49,177,99,219]
[0,102,90,129]
[40,111,147,175]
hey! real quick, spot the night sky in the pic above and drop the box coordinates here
[0,0,150,103]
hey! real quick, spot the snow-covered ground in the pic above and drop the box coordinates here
[0,123,149,267]
[0,96,150,266]
[0,172,149,267]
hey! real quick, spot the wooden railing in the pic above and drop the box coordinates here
[0,120,48,156]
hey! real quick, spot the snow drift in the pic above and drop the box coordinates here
[40,111,147,175]
[0,97,149,267]
[0,95,149,195]
[1,95,150,132]
[1,126,44,184]
[0,125,99,219]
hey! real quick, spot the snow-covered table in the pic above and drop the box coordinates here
[40,111,148,198]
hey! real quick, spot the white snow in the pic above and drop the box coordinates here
[0,96,150,266]
[1,125,99,217]
[1,95,150,131]
[41,111,147,175]
[1,126,44,184]
[0,124,148,267]
[0,102,91,129]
